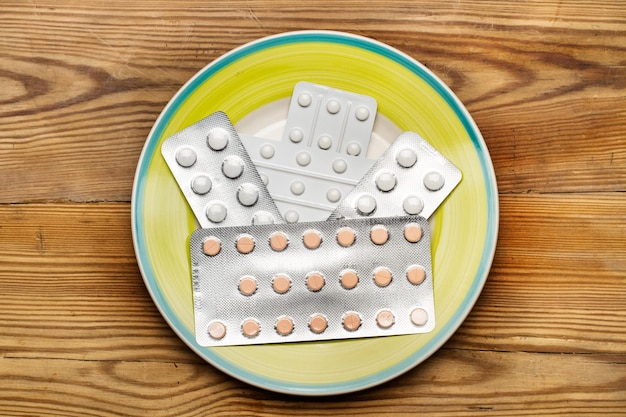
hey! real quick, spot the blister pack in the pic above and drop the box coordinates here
[191,216,435,347]
[161,112,284,228]
[329,131,462,221]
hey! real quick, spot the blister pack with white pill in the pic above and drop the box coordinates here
[191,216,435,347]
[161,111,284,228]
[328,131,462,221]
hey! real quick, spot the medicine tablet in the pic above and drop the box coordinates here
[332,158,348,174]
[269,231,289,252]
[202,236,221,256]
[272,274,292,294]
[326,99,341,114]
[354,105,370,121]
[237,183,259,207]
[251,211,275,225]
[410,308,429,326]
[342,312,362,332]
[376,309,395,329]
[175,147,197,167]
[238,276,258,296]
[191,174,212,195]
[207,321,227,340]
[424,171,445,191]
[346,142,361,156]
[284,210,299,223]
[340,269,359,290]
[290,180,305,196]
[336,227,356,247]
[370,225,389,245]
[275,316,294,336]
[221,155,245,179]
[318,135,332,150]
[206,201,228,223]
[309,314,328,334]
[406,265,426,285]
[241,318,260,338]
[296,151,311,166]
[404,222,423,243]
[260,173,269,186]
[356,194,377,215]
[260,144,275,159]
[375,171,397,192]
[326,188,342,203]
[236,234,255,254]
[403,195,424,215]
[289,128,304,143]
[297,92,312,107]
[373,266,393,287]
[396,148,418,168]
[207,128,229,151]
[302,229,322,249]
[306,272,325,292]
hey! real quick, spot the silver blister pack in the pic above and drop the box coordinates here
[161,111,284,228]
[191,216,435,347]
[328,131,462,221]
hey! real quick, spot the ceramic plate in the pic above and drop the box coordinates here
[131,30,498,395]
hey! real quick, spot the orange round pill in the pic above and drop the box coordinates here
[336,227,356,247]
[376,309,395,329]
[238,276,257,296]
[236,234,255,254]
[410,308,429,326]
[308,314,328,334]
[340,269,359,290]
[202,236,221,256]
[207,321,226,340]
[272,274,292,294]
[306,272,325,292]
[404,222,423,243]
[302,229,322,249]
[275,316,294,336]
[241,318,260,338]
[370,225,389,245]
[342,312,362,332]
[373,267,393,287]
[269,231,289,251]
[406,265,426,285]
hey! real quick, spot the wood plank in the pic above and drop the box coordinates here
[1,350,624,416]
[0,1,625,202]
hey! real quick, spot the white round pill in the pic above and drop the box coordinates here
[396,148,418,168]
[346,142,361,156]
[375,171,397,192]
[237,183,259,206]
[290,180,305,196]
[326,188,342,203]
[326,99,341,114]
[289,128,304,143]
[260,173,269,186]
[332,158,348,174]
[284,210,299,223]
[318,135,332,150]
[296,151,311,166]
[221,155,244,179]
[252,211,275,225]
[424,171,445,191]
[207,128,229,151]
[297,92,312,107]
[403,195,424,215]
[191,175,212,195]
[260,144,275,159]
[354,106,370,121]
[175,148,197,167]
[356,194,377,215]
[206,201,227,223]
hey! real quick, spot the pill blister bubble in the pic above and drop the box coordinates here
[289,128,304,143]
[208,321,227,340]
[403,195,424,215]
[396,148,418,168]
[175,147,197,167]
[318,135,332,150]
[297,92,312,107]
[309,314,328,334]
[241,318,260,338]
[356,194,377,215]
[326,99,341,114]
[424,171,445,191]
[284,210,299,223]
[326,188,342,203]
[222,155,244,179]
[346,142,361,156]
[376,309,395,329]
[207,128,229,151]
[206,201,228,223]
[410,308,429,326]
[191,175,212,195]
[237,183,259,207]
[354,105,370,121]
[251,211,275,226]
[374,170,397,192]
[290,180,305,196]
[238,276,258,296]
[260,144,275,159]
[296,151,311,166]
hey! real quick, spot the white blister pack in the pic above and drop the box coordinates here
[329,131,463,221]
[191,216,435,347]
[161,111,284,228]
[240,134,375,223]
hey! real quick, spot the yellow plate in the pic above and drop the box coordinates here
[131,30,498,395]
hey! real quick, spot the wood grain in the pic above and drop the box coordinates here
[1,1,625,415]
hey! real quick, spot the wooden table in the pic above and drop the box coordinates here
[1,1,625,415]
